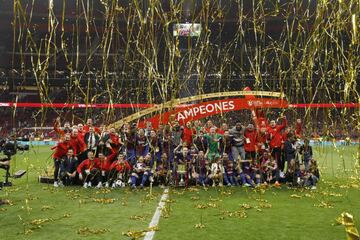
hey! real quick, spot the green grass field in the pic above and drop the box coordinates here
[1,144,359,240]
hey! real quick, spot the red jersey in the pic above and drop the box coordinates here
[182,127,194,146]
[244,129,257,152]
[109,133,121,151]
[267,118,287,149]
[69,135,86,155]
[83,125,101,134]
[295,122,302,137]
[77,130,85,141]
[53,121,71,138]
[110,160,132,172]
[217,129,225,135]
[51,141,71,159]
[99,152,117,171]
[256,130,268,150]
[77,158,101,173]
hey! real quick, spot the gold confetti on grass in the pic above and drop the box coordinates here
[290,194,302,199]
[191,196,200,200]
[194,223,206,229]
[67,193,81,199]
[304,193,315,198]
[92,198,115,204]
[95,188,112,194]
[187,187,200,192]
[221,210,248,219]
[335,212,360,240]
[220,190,234,196]
[65,189,82,199]
[239,203,252,209]
[258,202,272,209]
[30,218,54,226]
[129,215,147,221]
[22,212,72,235]
[122,226,159,239]
[161,207,171,218]
[171,190,185,195]
[314,201,333,209]
[145,193,158,200]
[148,225,159,231]
[77,227,110,236]
[4,187,21,193]
[0,208,7,212]
[319,191,343,197]
[24,229,33,235]
[209,197,223,202]
[122,230,145,239]
[195,203,218,209]
[41,205,55,211]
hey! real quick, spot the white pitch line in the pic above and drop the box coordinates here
[143,188,169,240]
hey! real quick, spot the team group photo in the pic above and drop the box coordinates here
[0,1,359,240]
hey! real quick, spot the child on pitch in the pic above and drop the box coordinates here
[260,151,281,186]
[220,153,235,186]
[108,153,132,188]
[224,160,237,186]
[210,156,225,187]
[239,160,259,187]
[155,154,168,188]
[304,159,320,190]
[77,151,101,188]
[297,164,306,186]
[130,156,151,189]
[191,150,208,186]
[144,153,155,183]
[284,159,299,186]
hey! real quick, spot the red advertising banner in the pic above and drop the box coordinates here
[0,102,153,108]
[137,98,289,128]
[0,102,358,109]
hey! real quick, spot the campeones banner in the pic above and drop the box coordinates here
[138,98,289,129]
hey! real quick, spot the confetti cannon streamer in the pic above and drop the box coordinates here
[336,212,360,240]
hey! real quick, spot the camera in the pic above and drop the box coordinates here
[0,138,29,157]
[2,141,17,157]
[0,140,26,188]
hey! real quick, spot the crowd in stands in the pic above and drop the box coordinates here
[51,111,320,190]
[0,106,358,142]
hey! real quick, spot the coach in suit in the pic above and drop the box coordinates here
[84,127,100,152]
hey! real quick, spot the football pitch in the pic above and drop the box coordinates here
[1,144,359,240]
